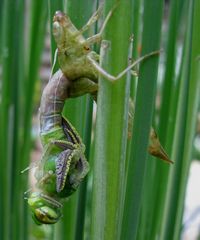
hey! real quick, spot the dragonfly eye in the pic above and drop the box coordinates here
[28,192,62,224]
[34,206,61,224]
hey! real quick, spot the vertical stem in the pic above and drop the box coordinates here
[130,0,143,99]
[51,1,96,239]
[149,1,184,239]
[160,0,197,239]
[75,96,93,240]
[160,1,194,240]
[121,1,164,239]
[23,1,48,238]
[91,1,132,239]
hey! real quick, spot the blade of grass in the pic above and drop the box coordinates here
[49,1,96,239]
[10,2,26,239]
[148,1,185,239]
[0,0,48,238]
[22,0,48,179]
[22,1,48,238]
[63,0,95,238]
[158,0,184,143]
[48,1,77,238]
[0,1,13,238]
[130,0,143,99]
[160,0,195,239]
[73,2,99,240]
[0,1,27,239]
[0,0,4,52]
[171,0,199,239]
[75,95,94,240]
[90,1,133,239]
[121,1,164,239]
[125,0,141,170]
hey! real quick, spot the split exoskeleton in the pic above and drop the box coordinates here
[27,5,172,225]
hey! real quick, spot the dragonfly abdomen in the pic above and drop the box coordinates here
[40,70,70,134]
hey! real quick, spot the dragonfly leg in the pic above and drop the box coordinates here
[68,77,98,98]
[84,4,117,45]
[78,4,103,35]
[87,48,160,82]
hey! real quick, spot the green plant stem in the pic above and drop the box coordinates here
[130,0,143,99]
[0,1,14,238]
[23,2,47,238]
[149,1,184,239]
[75,96,93,240]
[50,1,96,239]
[90,1,132,239]
[66,2,96,240]
[0,1,26,239]
[121,1,164,239]
[23,1,47,160]
[160,0,195,239]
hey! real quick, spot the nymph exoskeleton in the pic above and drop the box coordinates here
[52,5,160,92]
[52,6,172,162]
[28,70,89,224]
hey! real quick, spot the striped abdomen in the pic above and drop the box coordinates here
[40,70,70,134]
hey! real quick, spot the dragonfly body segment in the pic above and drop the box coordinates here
[28,70,89,224]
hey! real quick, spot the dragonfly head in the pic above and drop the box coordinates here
[28,192,62,224]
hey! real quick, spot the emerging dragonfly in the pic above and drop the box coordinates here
[28,70,89,224]
[28,5,172,225]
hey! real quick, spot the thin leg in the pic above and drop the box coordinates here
[77,4,103,35]
[87,50,161,82]
[84,3,118,45]
[68,77,98,98]
[23,188,33,199]
[38,192,63,208]
[131,70,138,77]
[49,48,58,81]
[52,140,75,150]
[21,163,38,174]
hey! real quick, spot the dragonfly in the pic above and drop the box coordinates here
[28,5,172,225]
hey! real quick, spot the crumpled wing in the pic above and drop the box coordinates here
[56,149,74,192]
